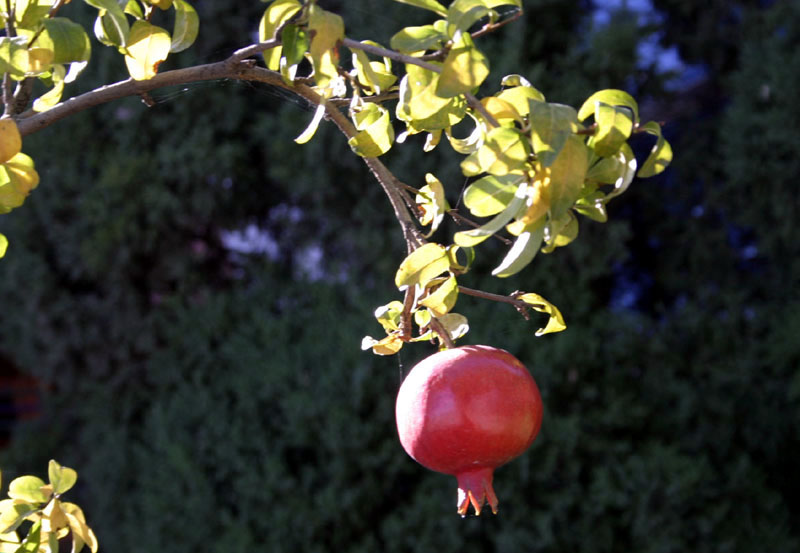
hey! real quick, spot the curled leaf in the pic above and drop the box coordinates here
[517,292,566,335]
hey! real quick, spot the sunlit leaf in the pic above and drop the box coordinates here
[41,498,68,534]
[577,88,639,124]
[148,0,174,9]
[0,499,39,534]
[124,21,170,80]
[0,37,28,79]
[0,119,22,164]
[48,461,77,496]
[542,210,578,252]
[0,153,40,213]
[446,0,496,36]
[436,32,489,98]
[308,4,344,89]
[390,0,448,17]
[454,179,526,246]
[446,244,475,273]
[361,334,404,355]
[492,221,544,277]
[528,100,579,167]
[461,126,530,176]
[85,0,130,47]
[444,112,482,154]
[416,173,449,237]
[604,143,637,201]
[294,103,326,144]
[637,121,672,177]
[33,64,66,112]
[390,24,446,55]
[435,312,469,341]
[374,300,405,332]
[8,476,50,504]
[123,0,143,18]
[259,0,302,71]
[548,134,589,217]
[420,275,458,317]
[170,0,199,53]
[517,292,567,335]
[350,44,397,94]
[37,18,91,64]
[0,234,7,258]
[395,243,450,290]
[348,102,395,157]
[462,173,523,217]
[15,519,40,553]
[589,101,634,157]
[574,187,607,222]
[396,66,467,132]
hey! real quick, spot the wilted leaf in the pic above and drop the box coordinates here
[124,21,171,80]
[350,43,397,94]
[419,275,459,317]
[638,121,672,177]
[294,103,326,144]
[347,103,394,157]
[170,0,199,53]
[395,243,450,290]
[259,0,302,70]
[416,173,449,236]
[435,312,469,341]
[517,292,567,335]
[361,335,404,356]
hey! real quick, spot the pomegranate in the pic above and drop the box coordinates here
[395,345,543,516]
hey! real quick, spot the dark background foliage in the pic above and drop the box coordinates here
[1,0,799,551]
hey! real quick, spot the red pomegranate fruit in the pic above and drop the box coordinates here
[395,345,543,516]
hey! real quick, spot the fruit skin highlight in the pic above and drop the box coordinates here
[395,345,543,516]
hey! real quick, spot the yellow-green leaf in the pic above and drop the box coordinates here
[124,21,171,80]
[528,100,579,167]
[637,121,672,177]
[38,18,91,65]
[492,222,544,277]
[361,334,404,356]
[390,24,446,55]
[454,179,527,247]
[590,101,634,157]
[548,134,589,217]
[0,119,22,164]
[170,0,199,53]
[308,5,344,89]
[85,0,130,48]
[517,292,567,335]
[32,63,66,112]
[0,152,40,214]
[435,312,469,342]
[294,103,326,144]
[395,243,450,290]
[419,275,458,317]
[460,126,530,177]
[8,476,50,504]
[416,173,449,237]
[0,234,7,258]
[0,499,39,535]
[259,0,302,71]
[463,173,523,217]
[347,103,395,157]
[374,300,405,332]
[391,0,448,17]
[578,88,639,124]
[48,460,77,496]
[436,32,489,98]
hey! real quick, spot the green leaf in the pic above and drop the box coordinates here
[445,113,482,154]
[494,84,545,117]
[0,37,29,79]
[574,186,607,222]
[294,103,326,144]
[454,180,527,247]
[637,121,672,177]
[391,0,448,17]
[463,173,523,217]
[307,4,344,89]
[416,173,450,237]
[578,88,639,124]
[16,519,41,553]
[460,126,530,177]
[0,234,7,258]
[542,211,578,253]
[492,222,544,277]
[124,21,170,80]
[395,243,450,290]
[420,275,459,317]
[446,0,495,36]
[446,244,475,273]
[435,32,489,98]
[48,460,77,496]
[0,153,40,214]
[38,18,92,64]
[85,0,130,47]
[396,65,468,132]
[390,24,446,55]
[170,0,199,53]
[347,103,395,157]
[279,24,308,83]
[259,0,302,71]
[32,64,66,112]
[8,477,50,504]
[373,300,405,332]
[589,102,634,157]
[15,0,51,30]
[547,134,589,218]
[528,101,579,168]
[604,143,637,201]
[124,0,144,18]
[349,42,397,94]
[517,292,567,335]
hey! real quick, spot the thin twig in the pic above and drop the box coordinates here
[471,8,524,40]
[458,286,529,309]
[228,38,282,64]
[429,317,457,349]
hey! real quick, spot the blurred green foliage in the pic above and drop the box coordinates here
[0,1,798,552]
